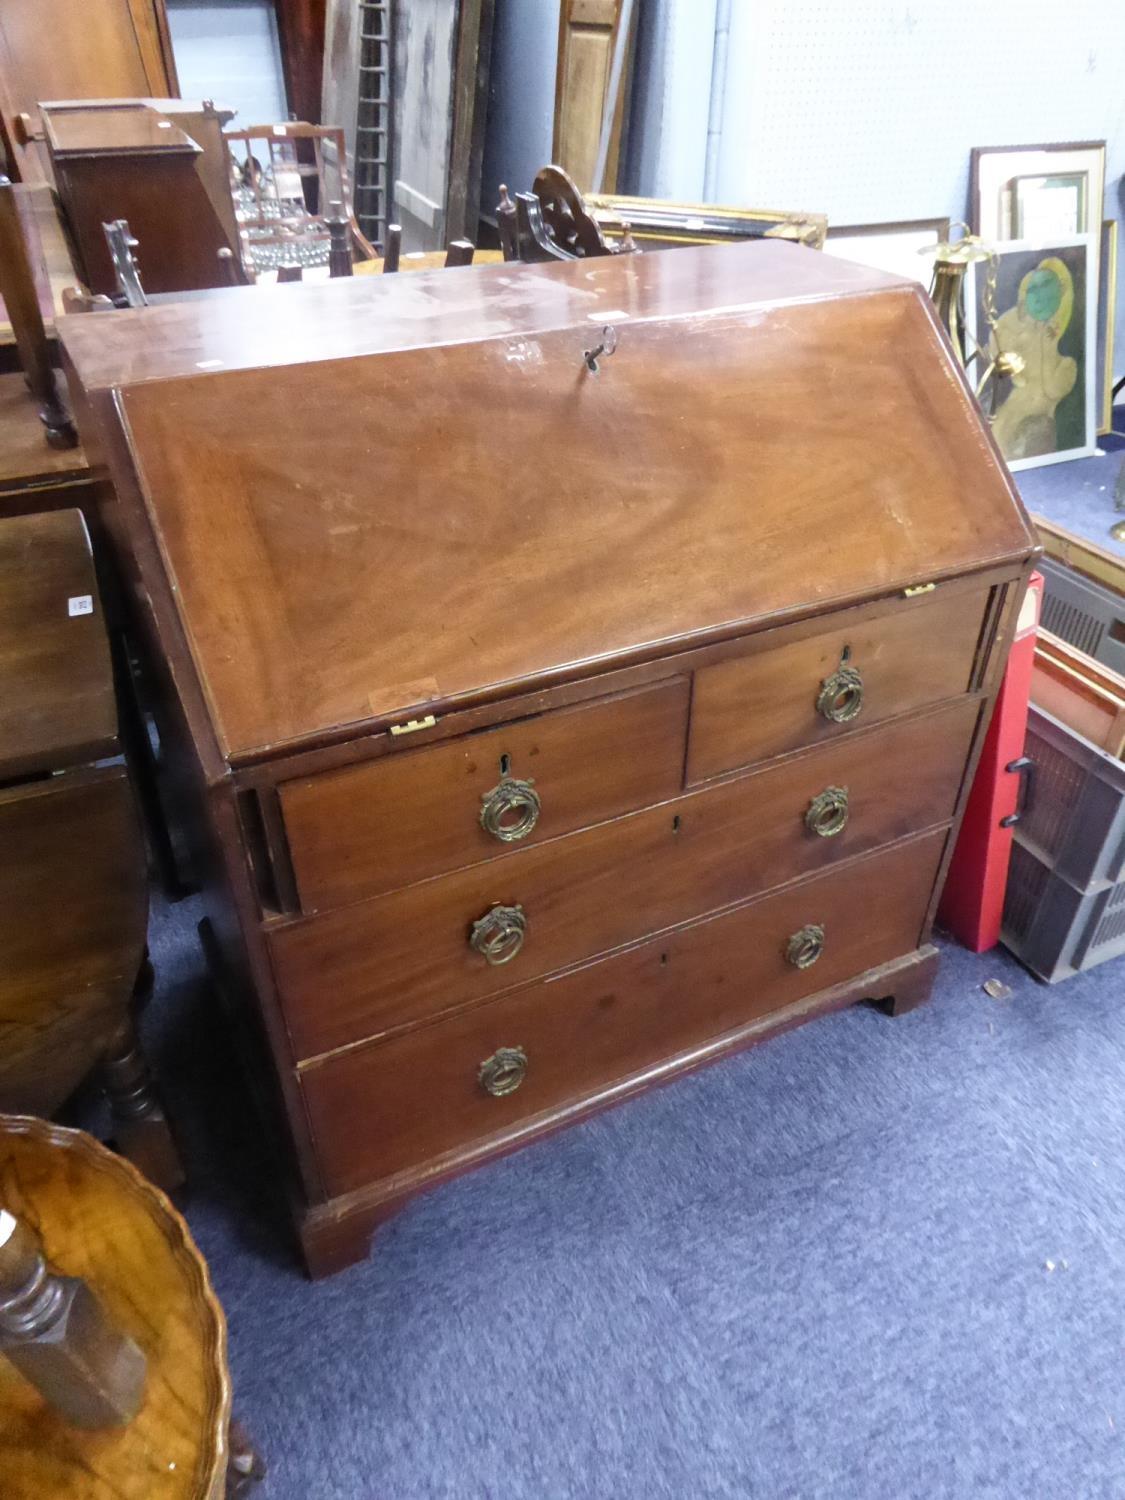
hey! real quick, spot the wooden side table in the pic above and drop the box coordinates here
[0,509,183,1191]
[0,1114,259,1499]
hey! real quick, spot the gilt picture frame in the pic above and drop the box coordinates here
[585,193,828,250]
[1097,218,1117,435]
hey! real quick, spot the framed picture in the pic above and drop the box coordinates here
[971,142,1106,297]
[585,194,828,250]
[968,235,1096,472]
[1097,219,1118,435]
[1009,173,1087,239]
[823,219,950,286]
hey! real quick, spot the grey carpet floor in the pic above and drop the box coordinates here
[144,893,1125,1500]
[131,455,1125,1499]
[1017,428,1125,555]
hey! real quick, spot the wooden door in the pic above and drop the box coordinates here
[0,0,177,180]
[553,0,637,193]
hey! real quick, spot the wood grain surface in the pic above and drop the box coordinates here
[271,699,975,1060]
[0,769,147,1116]
[301,829,947,1196]
[110,250,1033,761]
[0,508,116,779]
[0,0,176,182]
[0,1113,228,1500]
[0,372,89,490]
[280,677,690,912]
[687,586,989,781]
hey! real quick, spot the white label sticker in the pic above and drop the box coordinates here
[68,595,94,617]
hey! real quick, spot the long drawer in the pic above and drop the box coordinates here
[270,699,976,1060]
[300,829,947,1198]
[279,678,690,913]
[687,587,989,783]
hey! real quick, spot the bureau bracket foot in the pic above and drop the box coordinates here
[871,943,940,1017]
[298,1201,389,1279]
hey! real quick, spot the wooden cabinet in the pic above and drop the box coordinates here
[41,100,241,297]
[0,0,177,180]
[59,241,1038,1276]
[0,511,148,1120]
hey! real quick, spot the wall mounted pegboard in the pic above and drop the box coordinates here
[712,1,1125,227]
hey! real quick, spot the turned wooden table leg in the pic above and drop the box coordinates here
[227,1417,267,1495]
[102,966,185,1192]
[0,176,78,449]
[0,1209,146,1428]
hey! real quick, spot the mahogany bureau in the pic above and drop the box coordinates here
[58,242,1038,1276]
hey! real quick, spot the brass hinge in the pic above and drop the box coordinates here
[388,713,438,737]
[902,582,936,597]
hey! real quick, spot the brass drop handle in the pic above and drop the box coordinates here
[478,1045,528,1097]
[817,663,864,723]
[469,903,528,965]
[480,773,541,843]
[805,785,849,838]
[785,923,825,970]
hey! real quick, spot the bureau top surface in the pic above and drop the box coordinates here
[72,242,1035,764]
[61,238,899,388]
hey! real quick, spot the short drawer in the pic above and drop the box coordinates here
[269,697,976,1060]
[279,678,690,913]
[300,829,947,1197]
[687,587,989,783]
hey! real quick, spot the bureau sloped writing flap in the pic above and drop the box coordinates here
[113,244,1035,762]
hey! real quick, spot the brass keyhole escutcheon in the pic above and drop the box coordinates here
[480,773,540,843]
[478,1045,528,1097]
[805,785,849,838]
[816,663,864,724]
[785,923,825,970]
[469,903,528,965]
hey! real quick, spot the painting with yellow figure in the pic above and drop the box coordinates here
[971,236,1096,472]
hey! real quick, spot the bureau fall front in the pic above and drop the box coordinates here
[60,241,1038,1275]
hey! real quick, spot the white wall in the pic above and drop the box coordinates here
[166,0,288,126]
[630,0,1125,375]
[711,1,1125,225]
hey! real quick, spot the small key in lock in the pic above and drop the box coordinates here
[583,324,618,374]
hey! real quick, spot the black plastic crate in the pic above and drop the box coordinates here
[1001,705,1125,981]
